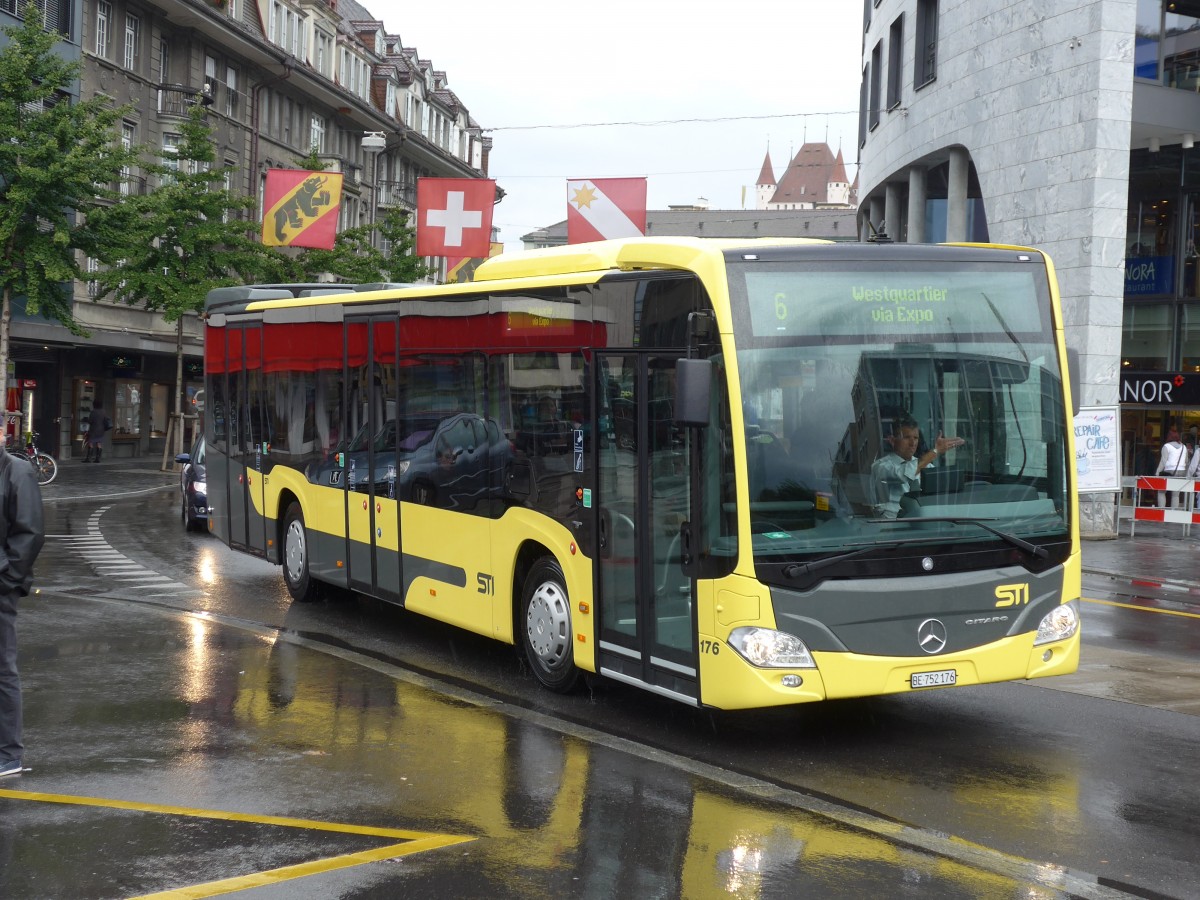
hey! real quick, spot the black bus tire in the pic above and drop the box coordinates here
[520,557,580,693]
[282,502,319,603]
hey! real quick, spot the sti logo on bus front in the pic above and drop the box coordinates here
[994,583,1030,608]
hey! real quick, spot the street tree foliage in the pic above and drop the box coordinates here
[288,148,430,285]
[86,102,295,457]
[0,5,139,416]
[86,102,295,320]
[294,206,431,285]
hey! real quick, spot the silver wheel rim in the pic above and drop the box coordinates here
[526,580,570,668]
[285,518,306,585]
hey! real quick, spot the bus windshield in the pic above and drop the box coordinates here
[725,255,1071,569]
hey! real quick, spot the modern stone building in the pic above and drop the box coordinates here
[856,0,1200,527]
[4,0,490,461]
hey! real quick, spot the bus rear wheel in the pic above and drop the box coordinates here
[282,502,319,603]
[520,558,580,693]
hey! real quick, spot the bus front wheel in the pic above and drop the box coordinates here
[282,502,319,603]
[520,558,580,693]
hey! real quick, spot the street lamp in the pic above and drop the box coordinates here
[361,132,386,247]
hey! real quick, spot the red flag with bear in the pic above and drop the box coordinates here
[262,169,343,249]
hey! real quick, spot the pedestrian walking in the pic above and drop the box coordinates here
[0,427,46,778]
[1134,425,1158,506]
[84,399,111,463]
[1156,428,1189,509]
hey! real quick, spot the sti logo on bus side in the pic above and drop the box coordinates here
[994,583,1030,608]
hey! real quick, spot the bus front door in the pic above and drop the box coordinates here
[596,353,698,703]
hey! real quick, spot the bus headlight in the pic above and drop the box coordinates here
[1034,600,1079,646]
[728,627,816,668]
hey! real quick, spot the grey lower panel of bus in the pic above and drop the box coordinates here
[772,564,1065,657]
[598,643,698,703]
[307,528,466,601]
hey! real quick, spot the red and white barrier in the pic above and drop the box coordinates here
[1119,475,1199,535]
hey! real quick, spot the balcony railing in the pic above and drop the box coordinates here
[156,84,209,119]
[378,180,416,208]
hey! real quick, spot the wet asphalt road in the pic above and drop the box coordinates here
[2,462,1198,898]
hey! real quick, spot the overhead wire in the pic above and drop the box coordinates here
[482,110,859,133]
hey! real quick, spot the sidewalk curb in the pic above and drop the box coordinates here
[1083,566,1200,595]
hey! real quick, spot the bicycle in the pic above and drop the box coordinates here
[19,432,58,486]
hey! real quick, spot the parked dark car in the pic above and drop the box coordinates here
[174,435,208,531]
[307,413,513,511]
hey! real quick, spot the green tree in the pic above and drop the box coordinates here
[286,147,430,284]
[295,205,430,284]
[0,5,139,418]
[87,101,296,460]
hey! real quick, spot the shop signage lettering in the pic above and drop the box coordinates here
[1123,256,1174,296]
[1120,372,1200,405]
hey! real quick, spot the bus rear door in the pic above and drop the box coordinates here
[343,317,402,601]
[227,323,269,556]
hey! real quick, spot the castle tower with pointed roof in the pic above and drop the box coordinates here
[756,142,856,210]
[755,150,776,209]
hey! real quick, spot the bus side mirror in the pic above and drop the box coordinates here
[675,358,712,428]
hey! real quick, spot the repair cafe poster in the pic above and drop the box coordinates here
[261,169,343,249]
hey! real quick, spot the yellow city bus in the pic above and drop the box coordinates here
[203,237,1081,710]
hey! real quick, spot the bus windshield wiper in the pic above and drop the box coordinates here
[870,516,1048,559]
[782,539,924,579]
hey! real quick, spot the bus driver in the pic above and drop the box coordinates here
[872,414,966,518]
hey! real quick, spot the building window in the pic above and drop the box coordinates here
[162,133,180,184]
[225,65,238,117]
[887,14,904,110]
[114,380,141,437]
[315,30,333,77]
[119,121,135,195]
[1122,303,1174,371]
[1135,0,1162,80]
[1126,147,1181,299]
[859,64,869,147]
[159,38,170,82]
[95,1,111,58]
[310,114,325,153]
[915,0,938,88]
[123,14,139,71]
[1162,5,1200,91]
[869,41,882,130]
[86,257,100,297]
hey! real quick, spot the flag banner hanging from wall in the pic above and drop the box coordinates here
[416,177,496,258]
[566,177,647,244]
[446,242,504,284]
[261,169,343,249]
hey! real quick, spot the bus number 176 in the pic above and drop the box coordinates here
[699,640,721,655]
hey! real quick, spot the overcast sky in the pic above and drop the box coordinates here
[375,3,864,250]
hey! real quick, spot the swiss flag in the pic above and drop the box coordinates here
[417,178,496,258]
[566,177,647,244]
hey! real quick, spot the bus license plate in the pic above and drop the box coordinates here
[911,669,956,689]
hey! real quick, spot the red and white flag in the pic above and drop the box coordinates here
[566,177,647,244]
[417,177,496,258]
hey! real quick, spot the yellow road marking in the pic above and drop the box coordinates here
[0,788,473,898]
[1083,596,1200,620]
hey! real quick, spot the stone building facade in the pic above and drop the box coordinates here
[4,0,490,461]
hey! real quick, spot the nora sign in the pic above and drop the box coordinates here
[1120,372,1200,405]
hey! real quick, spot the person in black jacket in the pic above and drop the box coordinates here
[84,399,109,463]
[0,428,46,778]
